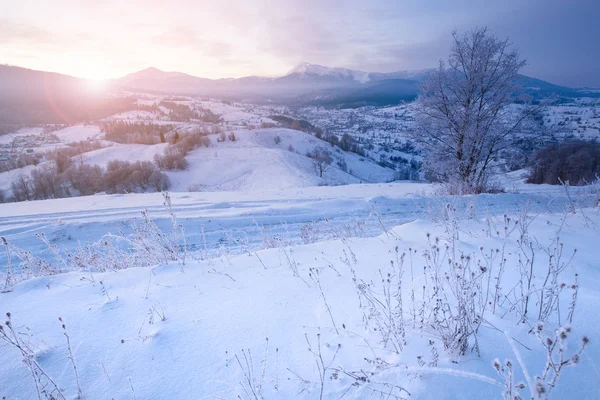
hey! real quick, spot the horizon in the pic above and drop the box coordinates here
[1,0,599,87]
[2,62,596,90]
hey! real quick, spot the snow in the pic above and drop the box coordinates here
[104,110,157,120]
[166,128,394,192]
[0,164,38,191]
[0,193,598,399]
[1,90,600,399]
[52,125,103,143]
[81,143,168,168]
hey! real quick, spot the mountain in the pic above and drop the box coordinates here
[0,65,134,128]
[1,63,596,126]
[285,62,372,83]
[295,79,421,108]
[122,67,191,81]
[116,63,599,107]
[119,67,217,94]
[283,62,432,84]
[514,75,593,99]
[114,63,431,105]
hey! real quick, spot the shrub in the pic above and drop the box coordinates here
[64,163,105,195]
[5,158,170,202]
[148,170,170,192]
[154,147,188,170]
[104,160,170,194]
[154,132,211,172]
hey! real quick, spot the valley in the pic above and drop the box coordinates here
[1,55,599,400]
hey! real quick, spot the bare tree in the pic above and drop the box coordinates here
[414,27,535,193]
[10,174,33,202]
[308,148,333,178]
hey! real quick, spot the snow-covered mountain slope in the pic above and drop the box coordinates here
[286,62,372,83]
[284,63,431,85]
[166,128,395,192]
[121,67,193,81]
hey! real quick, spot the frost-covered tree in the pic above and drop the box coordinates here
[414,27,534,193]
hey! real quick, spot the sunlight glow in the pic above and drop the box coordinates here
[83,78,108,94]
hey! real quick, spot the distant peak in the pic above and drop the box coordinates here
[139,66,164,73]
[286,62,316,75]
[286,62,371,83]
[123,66,189,80]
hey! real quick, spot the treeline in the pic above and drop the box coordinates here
[159,101,200,122]
[323,132,366,156]
[4,160,169,203]
[102,121,175,144]
[269,115,322,135]
[158,101,222,123]
[528,140,600,185]
[135,103,162,114]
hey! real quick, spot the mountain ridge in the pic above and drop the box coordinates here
[0,62,598,125]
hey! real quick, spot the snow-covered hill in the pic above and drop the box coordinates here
[166,128,395,192]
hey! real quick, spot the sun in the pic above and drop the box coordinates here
[84,77,108,94]
[75,61,112,93]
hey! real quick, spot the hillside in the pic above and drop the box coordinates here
[0,122,396,197]
[165,128,395,192]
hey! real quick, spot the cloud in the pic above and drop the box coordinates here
[153,27,204,48]
[0,0,598,85]
[0,20,57,47]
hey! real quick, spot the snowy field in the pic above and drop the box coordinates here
[1,181,597,267]
[0,182,599,399]
[1,94,599,399]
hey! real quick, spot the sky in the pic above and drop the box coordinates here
[1,0,598,87]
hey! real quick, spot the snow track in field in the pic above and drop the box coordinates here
[0,182,596,268]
